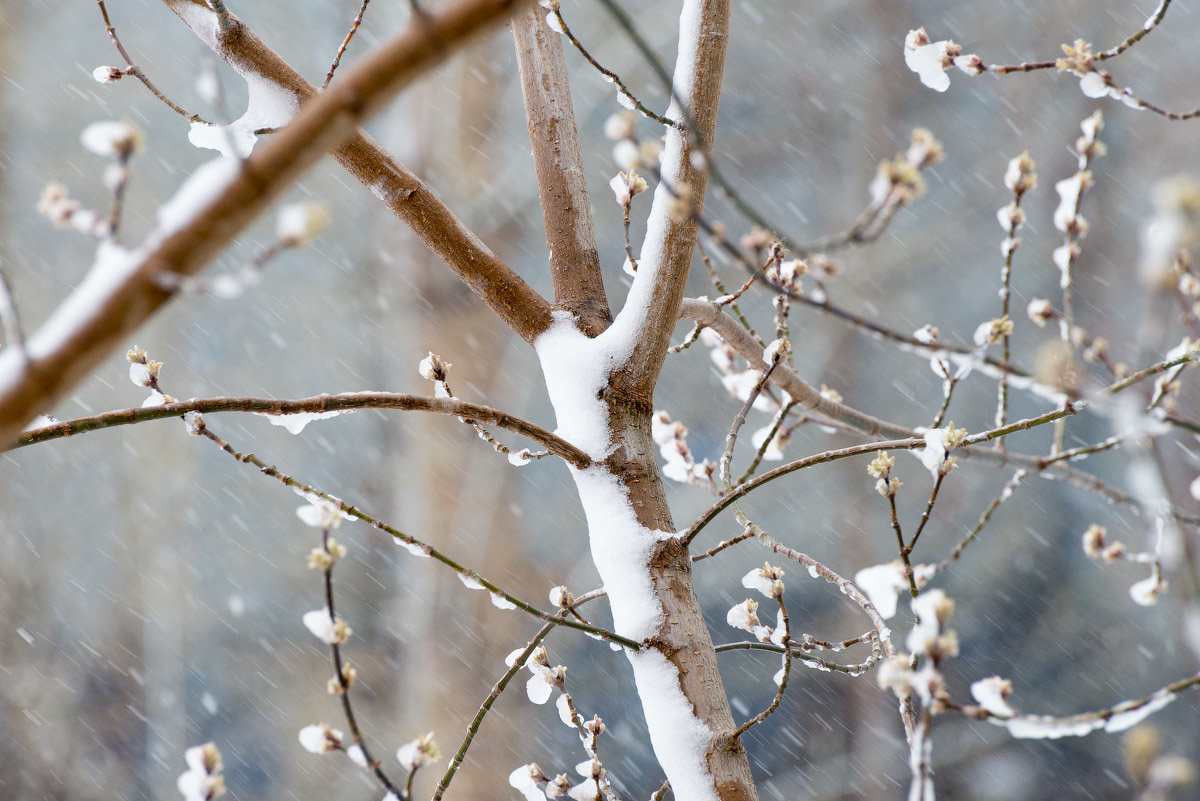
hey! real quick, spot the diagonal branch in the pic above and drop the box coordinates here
[0,0,532,448]
[161,0,552,343]
[681,297,916,439]
[610,0,729,398]
[511,7,611,334]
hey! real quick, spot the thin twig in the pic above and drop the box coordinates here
[12,392,589,467]
[96,0,208,123]
[190,417,638,650]
[324,0,372,89]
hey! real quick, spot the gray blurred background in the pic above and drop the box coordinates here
[1,1,1199,799]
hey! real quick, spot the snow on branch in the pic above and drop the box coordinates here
[0,0,534,448]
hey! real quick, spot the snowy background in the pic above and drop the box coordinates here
[1,1,1199,799]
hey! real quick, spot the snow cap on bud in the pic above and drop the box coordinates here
[302,608,352,644]
[1027,298,1054,327]
[1004,151,1037,195]
[418,352,451,382]
[970,676,1016,717]
[177,742,226,801]
[609,170,648,207]
[81,119,144,159]
[742,563,785,599]
[1130,574,1166,606]
[762,337,789,365]
[903,28,962,92]
[93,66,124,84]
[275,202,328,247]
[126,346,162,387]
[396,732,440,771]
[509,763,549,801]
[298,723,343,754]
[548,585,574,608]
[1081,524,1106,557]
[603,110,636,141]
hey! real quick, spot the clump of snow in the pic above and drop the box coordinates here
[258,410,341,435]
[302,608,351,644]
[188,74,298,158]
[509,764,546,801]
[298,724,342,753]
[903,29,959,92]
[970,676,1016,717]
[1079,71,1108,98]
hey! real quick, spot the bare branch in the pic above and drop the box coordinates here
[512,8,611,332]
[11,392,589,468]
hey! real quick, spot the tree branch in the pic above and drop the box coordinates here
[0,0,532,448]
[162,0,553,343]
[681,297,916,440]
[10,393,590,467]
[511,7,611,333]
[611,0,729,398]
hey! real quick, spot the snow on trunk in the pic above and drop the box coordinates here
[535,312,721,801]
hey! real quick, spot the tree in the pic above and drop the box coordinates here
[3,1,1200,799]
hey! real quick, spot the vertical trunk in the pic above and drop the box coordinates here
[536,315,757,801]
[607,398,759,801]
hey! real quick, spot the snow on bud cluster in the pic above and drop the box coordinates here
[92,65,125,84]
[854,560,933,619]
[868,128,944,209]
[126,346,162,388]
[973,315,1013,347]
[396,732,440,771]
[81,119,144,159]
[609,170,648,208]
[651,409,716,489]
[295,491,355,530]
[765,257,806,293]
[522,645,566,705]
[903,28,981,92]
[298,723,343,754]
[275,202,328,247]
[743,562,785,599]
[913,423,965,478]
[177,742,226,801]
[603,110,662,172]
[302,607,352,645]
[1004,151,1037,196]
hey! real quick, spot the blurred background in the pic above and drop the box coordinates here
[1,1,1199,799]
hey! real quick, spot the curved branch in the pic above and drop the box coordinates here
[11,393,590,467]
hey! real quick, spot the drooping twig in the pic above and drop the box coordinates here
[96,0,209,123]
[187,416,638,649]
